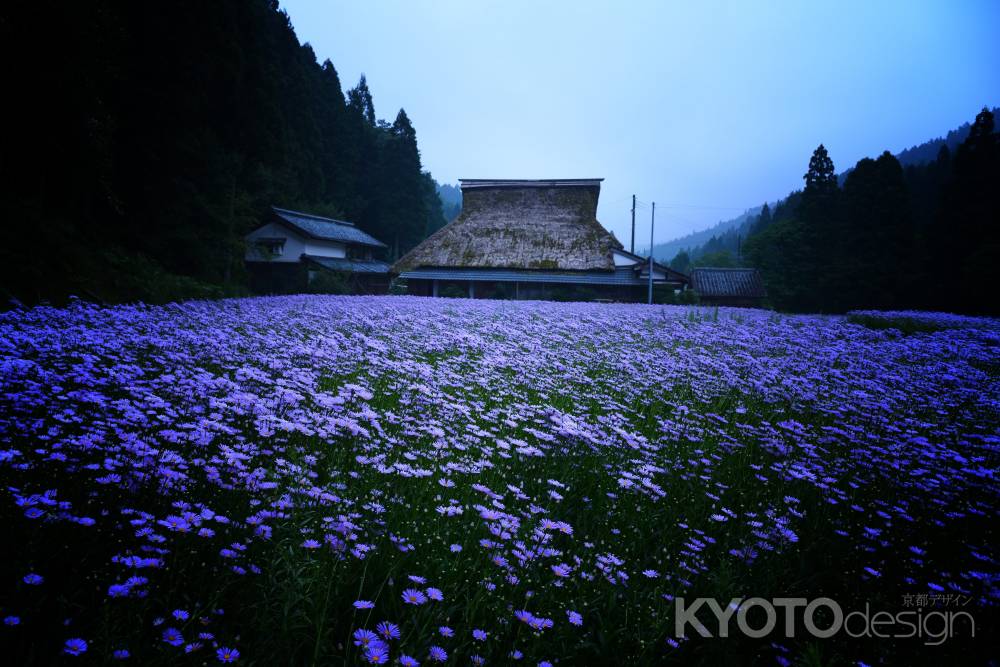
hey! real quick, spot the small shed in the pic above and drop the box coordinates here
[690,267,767,307]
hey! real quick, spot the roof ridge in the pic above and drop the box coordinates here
[272,206,356,227]
[459,179,603,190]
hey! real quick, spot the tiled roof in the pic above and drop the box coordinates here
[272,207,387,248]
[304,256,390,274]
[690,268,766,298]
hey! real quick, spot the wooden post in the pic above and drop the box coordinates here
[630,194,636,254]
[648,202,655,305]
[514,282,520,300]
[432,280,439,297]
[469,281,475,299]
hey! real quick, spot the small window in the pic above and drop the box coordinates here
[347,245,372,260]
[254,238,286,258]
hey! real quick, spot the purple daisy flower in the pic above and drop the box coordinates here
[401,588,427,605]
[376,621,400,640]
[425,587,444,601]
[353,600,375,610]
[567,610,583,626]
[353,628,378,647]
[4,616,20,626]
[473,628,487,641]
[400,655,420,667]
[551,563,571,577]
[22,573,43,585]
[428,646,448,662]
[364,643,389,664]
[216,647,240,663]
[439,626,454,637]
[113,648,130,659]
[514,609,534,624]
[162,627,184,646]
[64,638,88,656]
[108,584,130,598]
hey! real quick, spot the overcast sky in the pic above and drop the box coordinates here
[280,0,1000,246]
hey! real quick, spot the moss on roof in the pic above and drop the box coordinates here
[392,181,622,272]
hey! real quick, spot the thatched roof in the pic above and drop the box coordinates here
[392,179,622,272]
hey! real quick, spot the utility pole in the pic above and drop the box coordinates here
[648,202,655,305]
[630,194,636,254]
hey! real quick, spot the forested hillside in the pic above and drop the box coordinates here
[744,108,1000,314]
[664,108,1000,275]
[1,0,445,305]
[436,183,463,224]
[650,208,760,268]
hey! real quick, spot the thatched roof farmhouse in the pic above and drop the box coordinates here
[393,179,688,301]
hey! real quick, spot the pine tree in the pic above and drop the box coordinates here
[797,144,841,310]
[753,202,772,234]
[347,74,376,126]
[804,144,837,195]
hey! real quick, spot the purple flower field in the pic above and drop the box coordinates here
[1,296,998,664]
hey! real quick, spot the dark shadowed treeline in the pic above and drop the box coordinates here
[0,0,445,305]
[743,108,1000,315]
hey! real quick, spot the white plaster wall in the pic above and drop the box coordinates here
[613,250,639,267]
[245,222,307,262]
[303,240,347,258]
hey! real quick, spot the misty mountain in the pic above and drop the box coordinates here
[649,207,762,263]
[436,182,462,223]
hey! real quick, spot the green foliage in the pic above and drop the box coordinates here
[668,250,692,274]
[845,313,947,335]
[694,250,737,268]
[439,283,469,298]
[308,271,352,295]
[655,286,698,305]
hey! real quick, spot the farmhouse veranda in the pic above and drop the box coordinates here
[0,296,997,664]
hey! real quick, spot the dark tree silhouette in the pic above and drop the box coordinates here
[0,1,447,305]
[745,110,1000,315]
